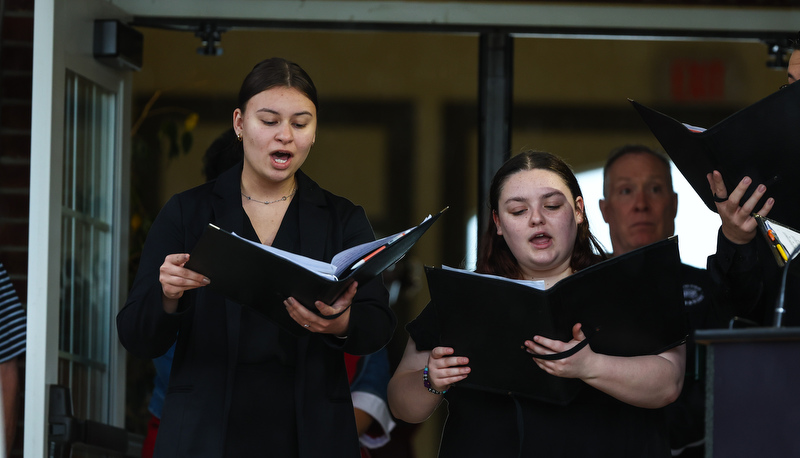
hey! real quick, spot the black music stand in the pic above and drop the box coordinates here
[695,327,800,458]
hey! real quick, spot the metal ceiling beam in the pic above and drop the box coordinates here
[114,1,800,40]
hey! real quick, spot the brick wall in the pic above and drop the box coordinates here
[0,0,33,304]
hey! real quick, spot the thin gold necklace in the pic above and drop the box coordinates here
[241,186,296,205]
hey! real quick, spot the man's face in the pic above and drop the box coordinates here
[599,152,678,256]
[788,50,800,86]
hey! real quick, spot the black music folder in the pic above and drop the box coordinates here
[630,81,800,230]
[186,208,446,329]
[426,237,686,405]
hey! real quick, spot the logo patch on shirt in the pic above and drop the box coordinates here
[683,284,705,306]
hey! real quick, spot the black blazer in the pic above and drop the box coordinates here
[117,164,395,457]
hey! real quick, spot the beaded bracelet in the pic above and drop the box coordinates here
[423,366,447,395]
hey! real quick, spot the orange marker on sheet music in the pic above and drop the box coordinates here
[350,245,387,270]
[767,230,776,242]
[764,222,778,242]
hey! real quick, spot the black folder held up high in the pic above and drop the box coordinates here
[185,208,446,333]
[630,82,800,230]
[426,237,687,405]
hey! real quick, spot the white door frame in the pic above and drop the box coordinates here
[27,1,131,456]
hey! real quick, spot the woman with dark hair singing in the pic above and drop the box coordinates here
[118,58,395,457]
[388,151,685,457]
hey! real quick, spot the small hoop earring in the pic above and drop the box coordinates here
[237,132,243,142]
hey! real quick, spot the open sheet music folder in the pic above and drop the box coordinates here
[426,237,687,405]
[185,208,446,332]
[630,81,800,231]
[755,214,800,267]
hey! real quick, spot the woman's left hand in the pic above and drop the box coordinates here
[706,170,774,245]
[284,281,357,337]
[523,323,595,379]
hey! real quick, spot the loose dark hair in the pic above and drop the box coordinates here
[238,57,319,113]
[202,128,240,181]
[476,151,607,279]
[602,144,673,198]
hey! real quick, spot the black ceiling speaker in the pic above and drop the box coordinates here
[93,19,144,71]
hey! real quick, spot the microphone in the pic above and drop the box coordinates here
[773,243,800,327]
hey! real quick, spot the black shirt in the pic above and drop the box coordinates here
[407,300,670,458]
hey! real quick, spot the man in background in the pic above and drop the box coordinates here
[599,145,717,458]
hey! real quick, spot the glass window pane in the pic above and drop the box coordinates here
[60,70,116,423]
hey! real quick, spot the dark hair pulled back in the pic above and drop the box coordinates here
[238,57,318,112]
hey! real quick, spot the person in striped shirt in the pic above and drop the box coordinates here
[0,262,26,454]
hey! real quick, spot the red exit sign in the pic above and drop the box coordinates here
[670,59,725,102]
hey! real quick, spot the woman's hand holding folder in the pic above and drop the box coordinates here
[425,346,471,394]
[707,170,774,245]
[159,253,211,313]
[283,281,358,336]
[524,323,590,379]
